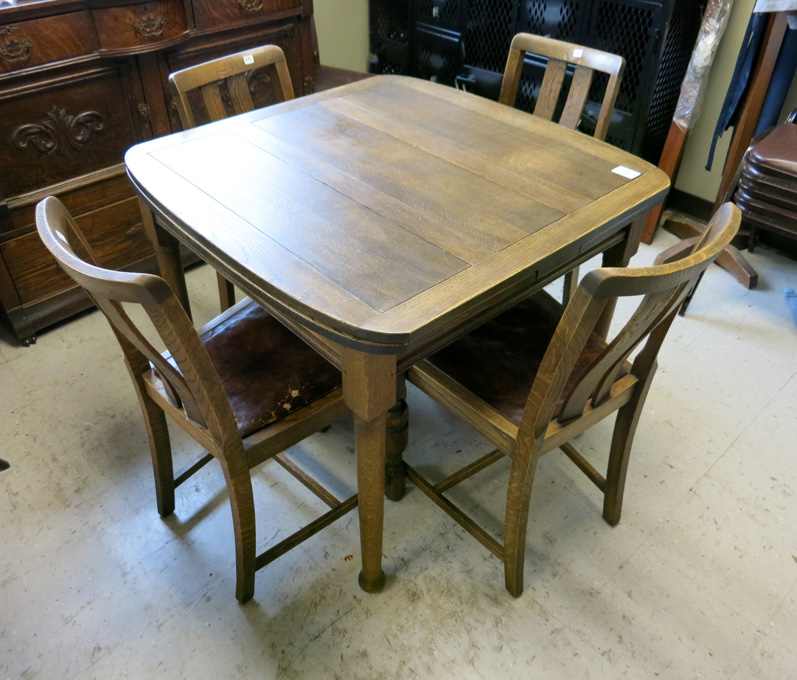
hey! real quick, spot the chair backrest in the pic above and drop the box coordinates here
[35,196,237,440]
[520,202,741,441]
[169,44,295,129]
[499,33,624,141]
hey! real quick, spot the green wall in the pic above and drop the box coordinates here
[313,0,370,72]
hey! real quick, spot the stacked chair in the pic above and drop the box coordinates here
[732,112,797,253]
[672,111,796,314]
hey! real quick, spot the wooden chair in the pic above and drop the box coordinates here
[406,203,741,597]
[169,44,296,313]
[499,33,625,303]
[36,196,354,604]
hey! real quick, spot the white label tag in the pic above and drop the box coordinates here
[573,48,584,58]
[612,165,642,179]
[243,55,255,65]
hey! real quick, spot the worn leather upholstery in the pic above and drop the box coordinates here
[427,291,613,425]
[159,300,341,437]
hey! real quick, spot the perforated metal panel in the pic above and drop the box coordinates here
[520,0,587,40]
[417,0,465,30]
[463,0,517,73]
[370,0,412,74]
[590,0,656,114]
[415,28,462,85]
[369,0,705,161]
[372,0,411,41]
[641,0,704,160]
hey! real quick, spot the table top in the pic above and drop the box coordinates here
[126,76,669,354]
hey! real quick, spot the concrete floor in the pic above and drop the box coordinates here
[1,229,796,679]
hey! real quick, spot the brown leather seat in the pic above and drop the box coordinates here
[739,174,797,210]
[427,292,621,425]
[155,300,342,437]
[735,188,797,224]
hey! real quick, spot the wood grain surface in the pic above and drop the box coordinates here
[127,76,669,353]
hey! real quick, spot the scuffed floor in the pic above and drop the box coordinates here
[1,228,796,679]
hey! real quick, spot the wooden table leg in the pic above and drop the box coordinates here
[341,348,396,593]
[139,198,192,318]
[594,216,645,339]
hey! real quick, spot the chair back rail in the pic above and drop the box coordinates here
[499,33,625,141]
[170,44,295,129]
[520,202,741,441]
[168,44,296,314]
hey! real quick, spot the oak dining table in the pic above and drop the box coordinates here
[125,74,669,593]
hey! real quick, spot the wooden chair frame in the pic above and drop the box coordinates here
[37,196,354,604]
[499,33,624,141]
[169,44,296,312]
[500,33,625,304]
[406,204,741,597]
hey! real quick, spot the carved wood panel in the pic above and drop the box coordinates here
[0,62,141,199]
[0,0,315,343]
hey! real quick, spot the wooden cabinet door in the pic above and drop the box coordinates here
[0,57,152,343]
[0,59,149,202]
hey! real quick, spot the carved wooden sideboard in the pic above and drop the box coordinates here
[0,0,317,345]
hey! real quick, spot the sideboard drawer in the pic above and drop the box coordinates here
[0,12,96,74]
[93,1,188,51]
[193,0,303,29]
[0,195,152,305]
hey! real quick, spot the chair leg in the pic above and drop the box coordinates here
[602,378,653,526]
[503,453,540,597]
[562,266,579,305]
[217,272,236,312]
[220,456,257,604]
[134,385,175,517]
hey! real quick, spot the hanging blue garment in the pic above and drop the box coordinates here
[754,26,797,136]
[706,11,768,171]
